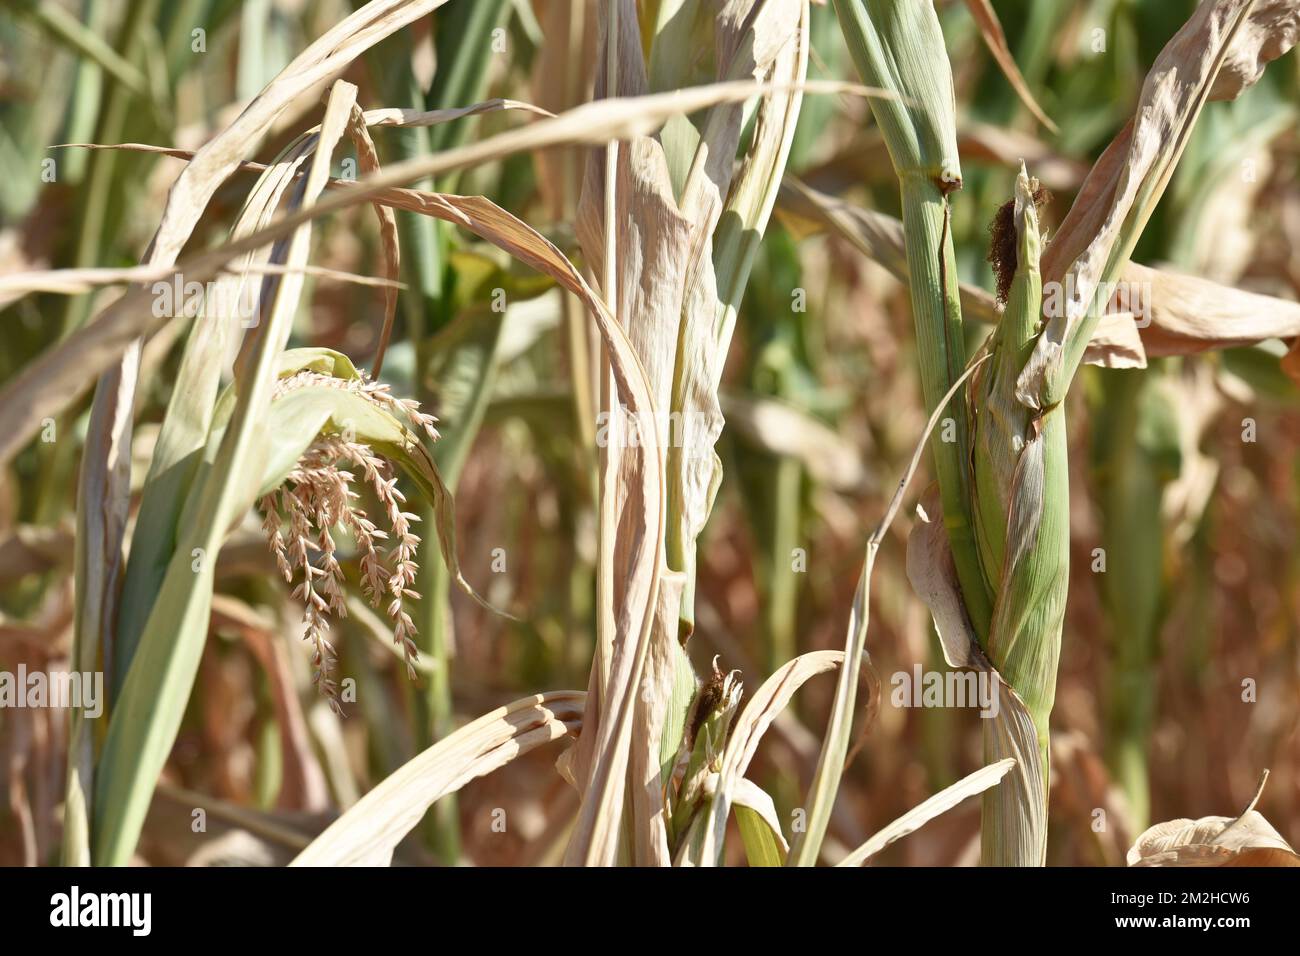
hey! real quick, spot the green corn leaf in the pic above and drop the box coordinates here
[736,806,785,867]
[93,84,359,866]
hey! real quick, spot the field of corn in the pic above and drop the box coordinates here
[0,0,1298,869]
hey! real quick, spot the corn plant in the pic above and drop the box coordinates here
[0,0,1298,871]
[832,0,1299,864]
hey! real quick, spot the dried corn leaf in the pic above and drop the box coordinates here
[837,757,1016,866]
[0,260,399,296]
[65,345,133,865]
[1020,0,1294,407]
[905,488,980,668]
[699,650,843,866]
[568,1,679,866]
[1128,773,1300,867]
[961,0,1057,133]
[628,571,686,866]
[1130,814,1299,867]
[569,0,814,866]
[905,487,1046,866]
[1111,261,1300,359]
[292,692,585,866]
[1209,0,1300,100]
[781,177,1300,370]
[980,679,1048,866]
[0,79,872,466]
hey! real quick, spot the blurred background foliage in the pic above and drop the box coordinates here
[0,0,1296,865]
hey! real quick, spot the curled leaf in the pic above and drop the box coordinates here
[1128,772,1300,867]
[837,758,1016,866]
[292,692,584,866]
[905,487,1047,866]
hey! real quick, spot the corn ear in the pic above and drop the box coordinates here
[970,165,1069,866]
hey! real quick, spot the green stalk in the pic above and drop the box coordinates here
[1093,369,1169,830]
[832,0,992,638]
[766,455,801,673]
[901,175,992,638]
[415,310,506,863]
[35,0,161,536]
[15,0,147,96]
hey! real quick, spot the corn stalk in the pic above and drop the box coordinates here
[560,0,814,865]
[834,0,1283,866]
[831,0,993,638]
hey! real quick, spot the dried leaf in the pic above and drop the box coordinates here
[837,757,1016,866]
[0,78,884,466]
[721,393,869,492]
[1109,262,1300,359]
[905,487,1047,866]
[961,0,1057,133]
[572,28,691,867]
[1020,0,1291,407]
[1128,773,1300,867]
[292,692,584,866]
[906,487,981,670]
[1208,0,1300,100]
[700,650,843,866]
[781,177,1300,371]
